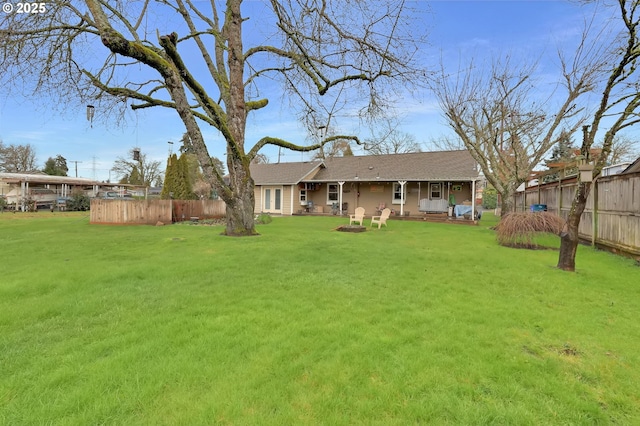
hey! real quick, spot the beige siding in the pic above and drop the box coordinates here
[282,185,294,215]
[301,181,473,215]
[254,187,263,213]
[255,180,476,216]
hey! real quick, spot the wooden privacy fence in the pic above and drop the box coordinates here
[171,199,226,220]
[90,199,226,225]
[513,172,640,258]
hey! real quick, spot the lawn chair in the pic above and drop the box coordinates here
[370,208,391,229]
[349,207,365,225]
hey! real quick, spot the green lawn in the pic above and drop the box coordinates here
[1,212,639,424]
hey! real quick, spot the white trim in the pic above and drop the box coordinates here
[399,181,407,216]
[429,182,443,199]
[472,180,476,219]
[391,182,407,205]
[338,181,345,215]
[262,185,283,213]
[327,182,340,204]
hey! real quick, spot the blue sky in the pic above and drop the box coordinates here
[0,1,613,182]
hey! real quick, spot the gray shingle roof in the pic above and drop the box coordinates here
[250,160,324,185]
[250,150,481,185]
[622,156,640,174]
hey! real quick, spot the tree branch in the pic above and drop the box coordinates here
[247,135,361,162]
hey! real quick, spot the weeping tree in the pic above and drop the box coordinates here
[558,0,640,271]
[430,52,601,214]
[0,0,426,235]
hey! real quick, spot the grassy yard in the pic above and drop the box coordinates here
[1,211,639,424]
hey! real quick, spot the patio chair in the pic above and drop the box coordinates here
[349,206,365,225]
[371,208,391,229]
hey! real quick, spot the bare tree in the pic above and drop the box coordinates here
[0,0,427,235]
[193,178,212,200]
[430,50,601,214]
[558,0,640,271]
[0,141,38,173]
[111,148,162,187]
[364,120,422,155]
[312,139,354,159]
[598,134,639,164]
[251,153,270,165]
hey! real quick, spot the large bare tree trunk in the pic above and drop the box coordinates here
[558,181,590,271]
[497,181,518,215]
[223,185,257,237]
[500,194,512,215]
[224,149,258,236]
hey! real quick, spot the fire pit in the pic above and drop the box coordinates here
[336,225,367,233]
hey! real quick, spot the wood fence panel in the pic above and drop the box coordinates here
[90,199,172,224]
[90,199,227,224]
[514,173,640,257]
[171,200,226,221]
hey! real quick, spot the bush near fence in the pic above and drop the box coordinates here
[514,172,640,259]
[90,199,226,225]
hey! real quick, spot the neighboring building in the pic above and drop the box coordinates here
[621,157,640,174]
[602,162,632,177]
[0,172,102,210]
[251,150,483,217]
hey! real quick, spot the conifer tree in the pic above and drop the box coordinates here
[161,154,179,199]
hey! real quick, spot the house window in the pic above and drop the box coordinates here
[430,183,442,199]
[299,189,307,204]
[327,183,339,203]
[392,183,406,204]
[274,188,281,210]
[264,188,271,210]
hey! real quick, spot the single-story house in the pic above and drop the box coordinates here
[250,150,484,218]
[1,172,103,209]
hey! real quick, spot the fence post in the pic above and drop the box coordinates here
[592,177,599,247]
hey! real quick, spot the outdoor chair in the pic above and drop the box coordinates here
[370,208,391,229]
[349,206,365,225]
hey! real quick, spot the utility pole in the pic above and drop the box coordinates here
[91,156,98,180]
[69,160,82,177]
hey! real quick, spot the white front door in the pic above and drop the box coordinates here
[263,187,282,213]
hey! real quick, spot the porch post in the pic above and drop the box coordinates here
[399,180,407,216]
[471,180,476,219]
[20,180,27,212]
[338,181,345,215]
